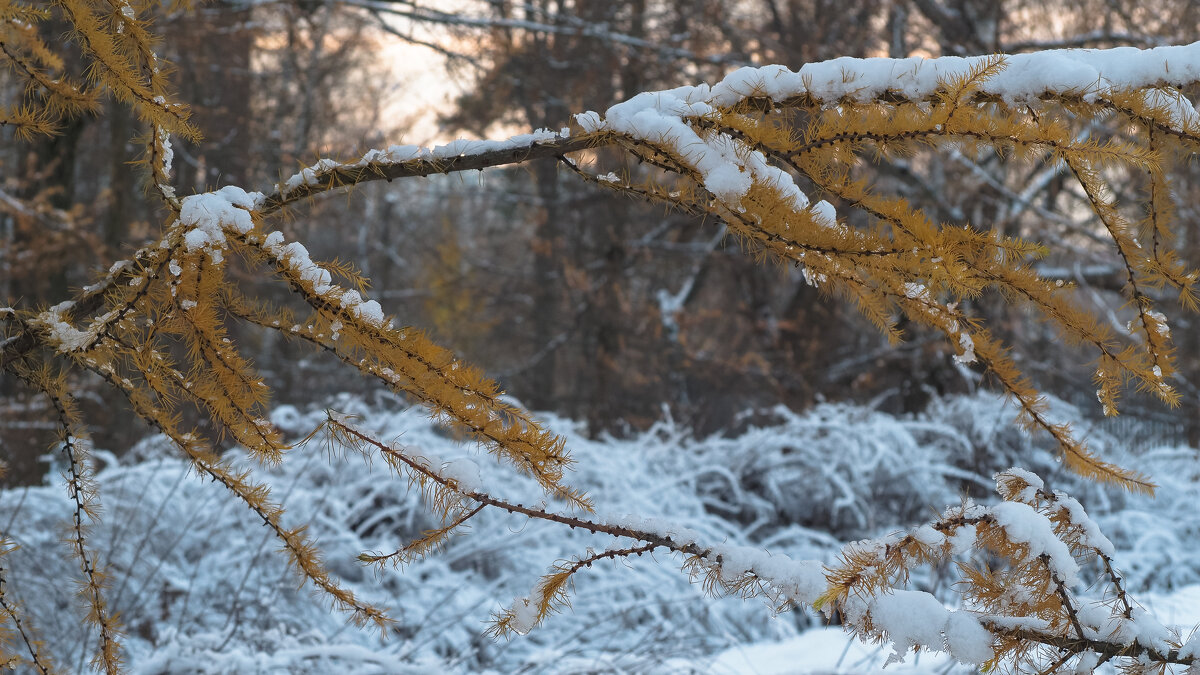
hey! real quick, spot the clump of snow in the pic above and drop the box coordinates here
[943,611,994,665]
[948,523,978,556]
[903,282,931,302]
[1179,631,1200,660]
[953,331,976,365]
[998,466,1045,504]
[81,260,135,295]
[32,301,100,353]
[911,524,945,549]
[572,87,811,210]
[440,457,482,495]
[259,231,388,328]
[283,158,341,193]
[575,110,603,132]
[1143,88,1200,128]
[1002,467,1045,492]
[989,501,1079,585]
[1097,606,1177,655]
[1050,491,1116,557]
[1146,309,1172,338]
[840,588,994,666]
[866,590,952,663]
[151,126,177,200]
[352,300,385,327]
[810,200,837,228]
[174,186,263,263]
[1073,651,1102,674]
[505,593,543,636]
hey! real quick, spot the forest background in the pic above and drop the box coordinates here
[7,0,1200,487]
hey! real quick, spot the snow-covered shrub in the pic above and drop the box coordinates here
[680,404,962,540]
[1,403,813,673]
[673,393,1109,543]
[6,393,1200,672]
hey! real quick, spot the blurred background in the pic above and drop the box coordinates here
[4,0,1200,485]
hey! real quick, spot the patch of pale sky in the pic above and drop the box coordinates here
[380,37,462,145]
[375,0,503,146]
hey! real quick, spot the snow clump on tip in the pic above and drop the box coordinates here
[177,186,263,262]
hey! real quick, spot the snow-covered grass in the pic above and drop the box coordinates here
[2,391,1198,673]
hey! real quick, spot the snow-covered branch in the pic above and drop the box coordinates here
[821,468,1198,671]
[257,43,1200,215]
[258,128,586,214]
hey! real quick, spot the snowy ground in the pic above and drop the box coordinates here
[3,391,1199,673]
